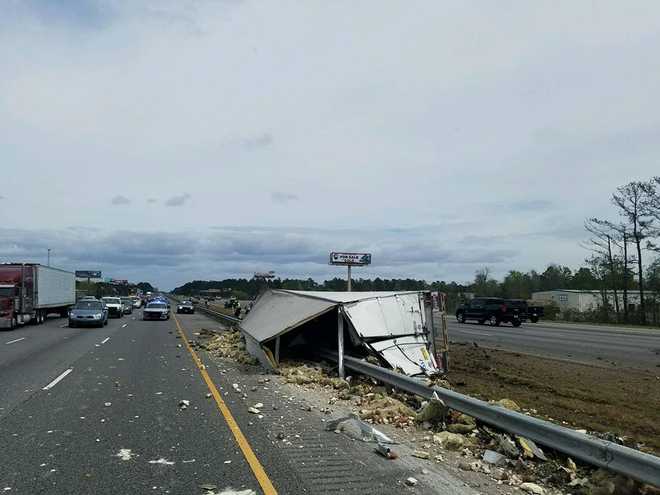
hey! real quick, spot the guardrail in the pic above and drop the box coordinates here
[320,350,660,487]
[195,304,242,325]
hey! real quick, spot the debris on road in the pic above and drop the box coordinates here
[179,400,190,410]
[148,458,174,465]
[375,443,398,459]
[325,413,395,444]
[411,450,431,460]
[199,328,258,365]
[517,436,547,461]
[248,407,261,414]
[432,431,467,450]
[415,393,447,425]
[482,450,506,466]
[404,477,418,487]
[104,402,111,407]
[115,449,136,461]
[519,482,545,494]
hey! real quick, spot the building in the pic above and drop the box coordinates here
[531,289,654,312]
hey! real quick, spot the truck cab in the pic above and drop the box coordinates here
[0,284,19,329]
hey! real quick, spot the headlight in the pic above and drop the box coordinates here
[178,306,182,310]
[94,313,102,319]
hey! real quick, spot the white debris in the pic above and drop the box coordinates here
[148,458,175,466]
[405,477,418,487]
[104,402,112,407]
[224,460,232,464]
[115,449,136,461]
[520,482,545,495]
[248,407,261,414]
[182,459,196,463]
[213,490,256,495]
[179,400,190,409]
[254,403,264,409]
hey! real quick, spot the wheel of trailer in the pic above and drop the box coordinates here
[457,312,466,323]
[489,315,500,326]
[512,320,522,327]
[10,317,17,330]
[530,316,539,323]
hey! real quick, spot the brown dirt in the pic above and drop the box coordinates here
[449,343,660,455]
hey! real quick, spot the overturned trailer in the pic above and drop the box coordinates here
[239,290,448,377]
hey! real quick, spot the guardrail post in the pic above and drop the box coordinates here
[275,336,281,365]
[337,307,345,379]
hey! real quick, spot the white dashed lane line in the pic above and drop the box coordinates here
[5,337,25,345]
[121,324,128,328]
[101,337,110,344]
[43,368,73,390]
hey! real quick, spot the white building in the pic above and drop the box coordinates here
[531,289,652,312]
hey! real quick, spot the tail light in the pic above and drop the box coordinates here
[500,304,507,313]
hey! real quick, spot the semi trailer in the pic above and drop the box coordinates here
[0,263,76,329]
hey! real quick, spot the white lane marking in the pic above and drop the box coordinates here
[43,368,73,390]
[5,337,25,345]
[121,324,128,328]
[101,337,110,344]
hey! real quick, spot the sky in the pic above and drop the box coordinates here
[1,1,660,290]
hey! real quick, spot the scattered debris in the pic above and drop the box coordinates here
[415,393,447,424]
[104,402,111,407]
[179,400,190,410]
[325,414,395,443]
[517,436,547,461]
[148,458,174,466]
[519,482,545,494]
[247,407,261,414]
[199,483,217,491]
[482,449,506,466]
[495,398,521,412]
[206,393,212,399]
[115,449,136,461]
[432,431,467,450]
[404,477,418,487]
[411,450,430,460]
[202,329,258,365]
[375,443,397,459]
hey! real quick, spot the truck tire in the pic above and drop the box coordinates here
[530,316,539,323]
[10,317,17,330]
[512,320,522,327]
[489,315,500,327]
[457,312,466,324]
[478,319,485,325]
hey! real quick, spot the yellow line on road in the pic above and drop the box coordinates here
[172,313,277,495]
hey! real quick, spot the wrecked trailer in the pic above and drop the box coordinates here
[239,290,448,377]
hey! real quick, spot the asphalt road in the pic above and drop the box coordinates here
[0,311,303,494]
[441,317,660,370]
[0,310,472,495]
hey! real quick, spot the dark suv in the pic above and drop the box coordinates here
[455,297,525,327]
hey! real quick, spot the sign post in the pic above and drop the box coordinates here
[329,252,372,292]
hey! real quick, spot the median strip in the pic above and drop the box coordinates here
[43,368,73,390]
[5,337,25,345]
[172,313,277,495]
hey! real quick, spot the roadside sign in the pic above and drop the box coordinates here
[75,270,102,278]
[329,252,372,266]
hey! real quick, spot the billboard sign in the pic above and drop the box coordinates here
[329,252,372,266]
[75,270,102,278]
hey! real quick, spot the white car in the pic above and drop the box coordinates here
[101,297,124,318]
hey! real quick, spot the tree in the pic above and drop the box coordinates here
[612,181,656,324]
[584,218,621,319]
[473,267,499,296]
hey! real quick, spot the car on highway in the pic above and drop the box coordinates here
[101,297,124,318]
[455,297,524,327]
[120,297,134,315]
[68,300,108,328]
[176,300,195,314]
[143,301,170,320]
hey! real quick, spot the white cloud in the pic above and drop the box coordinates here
[111,195,131,205]
[164,193,191,207]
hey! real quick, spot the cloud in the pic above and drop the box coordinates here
[271,192,299,204]
[0,196,4,200]
[111,195,131,205]
[147,198,157,204]
[164,193,191,207]
[242,133,273,151]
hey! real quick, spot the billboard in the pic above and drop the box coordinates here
[329,252,372,266]
[75,270,102,278]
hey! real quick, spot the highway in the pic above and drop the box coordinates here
[0,310,472,495]
[442,317,660,370]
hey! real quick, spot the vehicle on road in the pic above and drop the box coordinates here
[68,300,108,328]
[121,297,134,315]
[455,297,525,327]
[527,304,545,323]
[0,263,75,329]
[143,301,170,320]
[176,300,195,314]
[101,297,124,318]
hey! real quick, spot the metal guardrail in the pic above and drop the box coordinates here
[167,296,242,325]
[320,350,660,487]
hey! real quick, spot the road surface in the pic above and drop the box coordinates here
[441,317,660,370]
[0,310,473,494]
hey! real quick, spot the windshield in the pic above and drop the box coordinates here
[0,287,15,297]
[102,298,121,304]
[74,301,103,310]
[147,303,166,309]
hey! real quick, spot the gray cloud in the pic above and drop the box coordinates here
[111,195,131,206]
[164,193,191,207]
[271,192,299,204]
[242,133,273,151]
[147,198,158,204]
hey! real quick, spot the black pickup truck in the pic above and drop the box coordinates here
[455,297,527,327]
